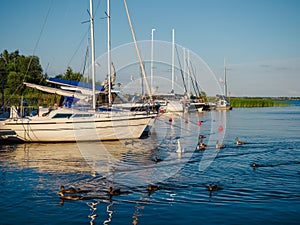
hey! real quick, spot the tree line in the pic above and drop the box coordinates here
[0,49,83,108]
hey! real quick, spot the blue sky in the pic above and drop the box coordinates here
[1,0,300,97]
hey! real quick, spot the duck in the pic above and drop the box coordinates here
[57,191,82,200]
[147,184,160,192]
[198,134,206,139]
[251,162,260,168]
[235,137,245,145]
[216,141,225,149]
[108,187,121,196]
[60,185,90,194]
[60,185,79,194]
[153,156,162,163]
[197,142,207,150]
[207,184,223,192]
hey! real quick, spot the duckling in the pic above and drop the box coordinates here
[108,187,121,196]
[235,137,245,145]
[216,141,225,149]
[57,191,82,200]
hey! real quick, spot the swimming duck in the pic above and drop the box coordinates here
[197,142,207,150]
[60,185,78,194]
[198,134,206,139]
[216,141,225,149]
[108,187,121,196]
[207,184,223,192]
[153,156,162,163]
[147,184,160,192]
[251,162,260,168]
[57,191,82,200]
[60,185,89,194]
[235,137,245,145]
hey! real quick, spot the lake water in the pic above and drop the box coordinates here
[0,102,299,225]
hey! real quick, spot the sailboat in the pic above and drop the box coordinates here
[153,29,185,113]
[184,49,206,113]
[215,59,232,110]
[0,0,153,142]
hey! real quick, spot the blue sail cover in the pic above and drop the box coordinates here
[48,77,105,91]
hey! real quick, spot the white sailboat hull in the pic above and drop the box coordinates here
[165,100,184,112]
[0,108,152,142]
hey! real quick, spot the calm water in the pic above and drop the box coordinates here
[0,102,300,225]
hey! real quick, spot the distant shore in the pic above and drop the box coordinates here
[228,97,297,108]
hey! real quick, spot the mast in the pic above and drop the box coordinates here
[123,0,152,99]
[187,50,190,97]
[171,28,175,93]
[89,0,96,110]
[183,47,186,92]
[140,62,144,96]
[224,58,227,98]
[151,28,155,94]
[107,0,112,105]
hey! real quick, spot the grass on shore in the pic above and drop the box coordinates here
[229,97,289,108]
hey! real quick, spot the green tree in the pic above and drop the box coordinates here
[0,49,46,106]
[59,66,82,81]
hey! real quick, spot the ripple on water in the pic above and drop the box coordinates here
[1,107,300,224]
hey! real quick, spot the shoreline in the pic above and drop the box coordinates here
[228,97,295,108]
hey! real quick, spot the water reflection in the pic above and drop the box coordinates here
[103,201,114,225]
[0,143,92,173]
[87,200,100,225]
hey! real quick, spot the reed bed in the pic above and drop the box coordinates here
[230,98,289,108]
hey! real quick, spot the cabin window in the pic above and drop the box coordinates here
[72,114,93,118]
[52,113,73,119]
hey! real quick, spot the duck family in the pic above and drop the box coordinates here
[196,136,246,151]
[57,135,249,203]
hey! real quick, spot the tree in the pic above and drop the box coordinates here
[56,66,83,81]
[0,49,46,106]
